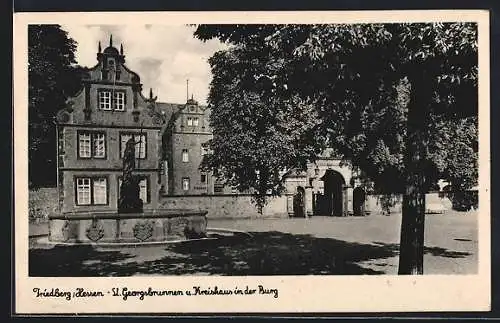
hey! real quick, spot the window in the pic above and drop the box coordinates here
[76,178,91,205]
[182,178,190,191]
[99,89,126,111]
[99,91,112,110]
[93,178,107,204]
[78,133,91,158]
[114,92,125,111]
[182,149,189,162]
[78,131,106,159]
[118,177,149,203]
[187,117,193,126]
[93,133,105,158]
[200,174,206,183]
[201,146,208,156]
[120,133,146,159]
[193,118,199,126]
[75,177,108,205]
[139,179,148,203]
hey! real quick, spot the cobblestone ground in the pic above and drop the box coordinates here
[29,211,478,276]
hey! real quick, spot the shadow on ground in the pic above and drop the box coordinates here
[29,231,471,276]
[371,241,472,259]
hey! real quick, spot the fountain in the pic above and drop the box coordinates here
[48,137,208,245]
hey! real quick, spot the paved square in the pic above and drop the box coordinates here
[29,211,478,276]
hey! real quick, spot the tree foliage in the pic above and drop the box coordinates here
[195,23,478,274]
[195,23,478,198]
[28,25,85,188]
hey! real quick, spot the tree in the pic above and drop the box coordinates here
[28,25,84,188]
[199,43,325,210]
[195,23,478,274]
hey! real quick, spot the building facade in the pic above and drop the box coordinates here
[161,98,216,196]
[55,37,165,214]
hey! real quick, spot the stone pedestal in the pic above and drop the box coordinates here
[48,210,208,244]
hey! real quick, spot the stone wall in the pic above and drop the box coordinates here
[31,187,457,221]
[159,194,288,219]
[365,193,454,215]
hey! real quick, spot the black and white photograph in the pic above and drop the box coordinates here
[14,10,490,313]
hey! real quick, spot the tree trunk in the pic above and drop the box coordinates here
[398,71,430,275]
[398,172,426,274]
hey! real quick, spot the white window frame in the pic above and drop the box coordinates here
[76,177,107,206]
[114,91,125,111]
[182,149,189,162]
[193,117,199,126]
[120,133,147,159]
[99,90,112,110]
[182,178,190,191]
[93,133,106,158]
[78,133,91,158]
[78,131,106,159]
[93,178,108,205]
[187,117,193,126]
[139,179,148,203]
[76,178,91,205]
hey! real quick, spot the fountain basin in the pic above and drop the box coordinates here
[48,210,208,244]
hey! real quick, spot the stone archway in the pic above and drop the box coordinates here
[320,170,346,217]
[353,187,366,216]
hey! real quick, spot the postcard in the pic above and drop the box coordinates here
[14,10,490,314]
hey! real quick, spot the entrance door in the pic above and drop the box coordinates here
[321,170,345,216]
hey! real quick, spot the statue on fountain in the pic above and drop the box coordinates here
[118,137,144,213]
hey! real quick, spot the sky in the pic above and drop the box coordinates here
[61,24,227,105]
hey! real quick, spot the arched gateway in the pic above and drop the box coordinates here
[319,170,346,217]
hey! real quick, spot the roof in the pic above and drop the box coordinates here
[103,46,119,55]
[155,101,210,118]
[155,102,183,122]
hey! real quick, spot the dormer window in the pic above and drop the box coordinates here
[186,117,198,127]
[114,92,125,111]
[98,89,126,111]
[99,91,112,110]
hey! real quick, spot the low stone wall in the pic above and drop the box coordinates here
[159,194,288,219]
[365,193,453,215]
